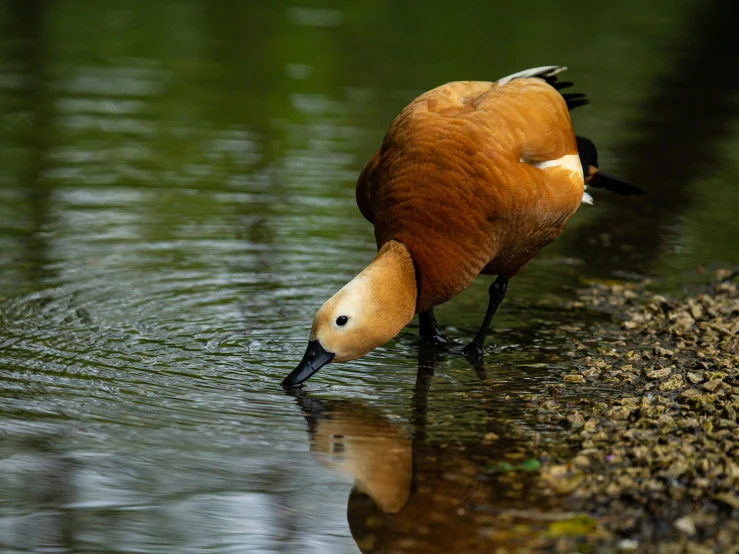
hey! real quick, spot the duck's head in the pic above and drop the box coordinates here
[282,241,416,387]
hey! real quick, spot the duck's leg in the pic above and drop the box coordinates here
[418,307,447,345]
[462,275,508,361]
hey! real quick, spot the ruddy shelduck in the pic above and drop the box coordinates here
[282,66,643,387]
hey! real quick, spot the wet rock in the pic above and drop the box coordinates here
[659,374,684,391]
[617,538,640,551]
[679,388,701,401]
[713,492,739,509]
[674,515,696,536]
[539,400,560,412]
[540,464,583,494]
[606,405,633,421]
[572,454,590,467]
[567,412,585,429]
[646,367,672,380]
[702,379,723,392]
[686,372,703,384]
[654,346,674,358]
[482,432,499,442]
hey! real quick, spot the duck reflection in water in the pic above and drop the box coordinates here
[287,349,577,554]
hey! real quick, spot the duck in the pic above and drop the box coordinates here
[282,66,643,387]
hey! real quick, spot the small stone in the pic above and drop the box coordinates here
[679,389,701,400]
[653,346,674,358]
[483,432,499,442]
[567,412,585,429]
[573,454,590,467]
[665,460,690,478]
[605,481,621,496]
[714,493,739,509]
[617,539,639,552]
[716,268,733,280]
[606,406,633,421]
[703,379,723,392]
[674,515,696,536]
[646,367,671,380]
[659,375,685,391]
[583,418,597,431]
[686,372,703,384]
[539,400,560,412]
[705,371,727,381]
[540,464,583,494]
[564,374,585,383]
[679,418,699,430]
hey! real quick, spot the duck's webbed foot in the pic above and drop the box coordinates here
[462,342,484,364]
[463,275,509,362]
[418,307,447,346]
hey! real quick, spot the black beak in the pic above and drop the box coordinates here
[281,340,334,388]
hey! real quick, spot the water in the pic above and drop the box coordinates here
[1,0,738,552]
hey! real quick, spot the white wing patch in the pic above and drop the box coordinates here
[531,153,583,177]
[522,153,592,205]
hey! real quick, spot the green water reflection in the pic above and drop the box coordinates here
[1,0,738,552]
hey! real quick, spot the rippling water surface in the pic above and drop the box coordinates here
[2,0,739,552]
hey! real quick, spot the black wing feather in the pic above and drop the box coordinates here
[540,75,589,111]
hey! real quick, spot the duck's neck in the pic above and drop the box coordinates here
[363,240,417,334]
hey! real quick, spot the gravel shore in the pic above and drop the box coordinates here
[529,271,739,553]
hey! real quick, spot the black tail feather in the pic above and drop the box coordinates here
[551,80,575,91]
[576,135,646,196]
[562,93,590,110]
[562,92,587,101]
[540,74,589,111]
[589,172,647,196]
[576,136,599,168]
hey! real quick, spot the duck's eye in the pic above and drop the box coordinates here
[336,316,348,326]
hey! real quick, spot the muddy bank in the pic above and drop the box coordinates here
[528,271,739,553]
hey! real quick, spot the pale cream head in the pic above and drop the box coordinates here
[310,241,417,363]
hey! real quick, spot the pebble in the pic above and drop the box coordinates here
[645,367,671,380]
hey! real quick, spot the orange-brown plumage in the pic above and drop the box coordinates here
[357,77,584,312]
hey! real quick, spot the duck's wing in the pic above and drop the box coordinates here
[356,149,381,224]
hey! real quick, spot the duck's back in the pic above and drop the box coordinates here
[357,77,585,312]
